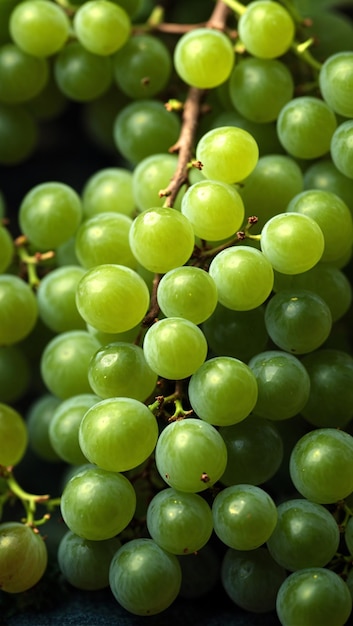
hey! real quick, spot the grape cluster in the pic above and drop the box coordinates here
[1,0,353,625]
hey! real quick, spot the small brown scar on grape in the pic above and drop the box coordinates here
[200,472,210,483]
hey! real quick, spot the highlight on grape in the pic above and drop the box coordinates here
[1,0,353,625]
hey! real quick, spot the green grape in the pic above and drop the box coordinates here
[74,212,136,269]
[88,342,157,401]
[174,28,234,89]
[0,345,30,404]
[73,0,130,56]
[344,517,353,556]
[26,393,62,462]
[303,158,353,214]
[188,356,258,427]
[229,57,294,123]
[212,484,277,551]
[0,522,48,593]
[180,179,244,241]
[319,51,353,118]
[202,302,269,362]
[156,266,218,325]
[267,498,340,571]
[0,102,37,164]
[79,397,158,472]
[129,206,194,273]
[286,189,353,263]
[146,487,213,554]
[276,568,352,626]
[273,262,352,322]
[178,544,221,599]
[143,317,207,380]
[19,181,82,251]
[248,350,311,420]
[40,330,100,399]
[109,538,182,616]
[49,394,99,465]
[54,41,113,102]
[37,265,86,333]
[0,43,48,104]
[86,322,141,346]
[277,96,337,159]
[195,126,259,183]
[260,212,325,274]
[221,547,286,613]
[61,465,136,540]
[265,289,332,354]
[238,154,303,231]
[331,120,353,180]
[289,428,353,503]
[219,415,283,486]
[208,246,274,311]
[238,0,295,59]
[113,34,172,99]
[81,167,135,219]
[75,264,150,334]
[9,0,70,57]
[58,530,121,590]
[113,100,181,164]
[300,349,353,428]
[0,274,38,345]
[209,109,284,156]
[0,403,28,466]
[155,417,227,493]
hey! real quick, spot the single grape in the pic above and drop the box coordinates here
[73,0,130,56]
[9,0,70,57]
[0,274,38,345]
[0,402,28,466]
[81,167,135,219]
[238,0,295,59]
[0,522,48,593]
[74,212,136,269]
[49,393,99,465]
[54,41,113,102]
[37,265,86,333]
[319,51,353,118]
[0,43,49,104]
[331,120,353,180]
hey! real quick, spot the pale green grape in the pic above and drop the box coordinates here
[58,530,121,590]
[238,0,295,59]
[129,207,194,273]
[174,28,234,89]
[146,487,213,554]
[157,266,218,325]
[88,342,157,401]
[78,397,158,472]
[74,212,136,269]
[143,317,208,380]
[289,428,353,503]
[155,417,227,492]
[219,416,283,486]
[0,274,38,345]
[209,109,284,156]
[9,0,70,57]
[260,212,325,274]
[195,126,259,183]
[286,189,353,263]
[37,265,86,333]
[229,57,294,123]
[113,33,172,98]
[19,181,82,251]
[221,547,286,613]
[73,0,130,56]
[208,246,274,311]
[0,402,28,466]
[81,167,135,219]
[0,102,37,164]
[0,522,48,593]
[49,394,99,465]
[75,264,150,333]
[40,330,100,399]
[319,51,353,118]
[277,96,337,160]
[267,498,340,571]
[331,120,353,179]
[109,538,182,615]
[181,179,244,241]
[54,42,113,102]
[188,356,258,426]
[0,43,49,104]
[276,568,352,626]
[60,465,136,540]
[212,484,277,550]
[248,350,311,420]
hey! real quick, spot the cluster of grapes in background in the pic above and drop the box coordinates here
[1,0,353,624]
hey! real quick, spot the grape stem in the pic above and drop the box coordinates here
[15,235,55,290]
[220,0,246,17]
